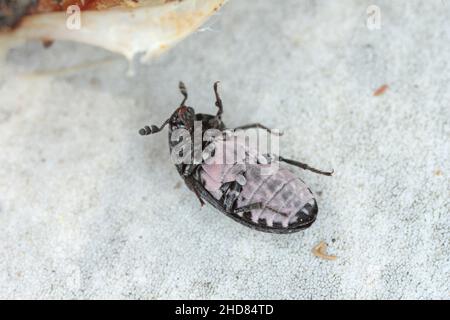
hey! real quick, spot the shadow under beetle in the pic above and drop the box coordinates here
[139,82,333,233]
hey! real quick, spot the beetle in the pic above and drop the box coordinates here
[139,82,333,233]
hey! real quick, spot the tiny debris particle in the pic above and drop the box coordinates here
[174,181,183,189]
[312,241,337,261]
[41,38,54,48]
[373,84,389,96]
[434,169,442,176]
[90,77,100,87]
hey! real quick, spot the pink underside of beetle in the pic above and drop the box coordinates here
[200,136,315,228]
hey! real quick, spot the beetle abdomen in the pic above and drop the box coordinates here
[199,134,317,230]
[236,165,316,228]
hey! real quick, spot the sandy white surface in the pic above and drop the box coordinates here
[0,0,449,299]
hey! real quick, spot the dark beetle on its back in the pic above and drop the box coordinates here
[139,82,333,233]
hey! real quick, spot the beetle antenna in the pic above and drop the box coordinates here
[213,81,223,118]
[179,81,188,106]
[139,118,170,136]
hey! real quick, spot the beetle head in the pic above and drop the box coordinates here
[139,81,195,136]
[171,105,195,131]
[171,81,195,131]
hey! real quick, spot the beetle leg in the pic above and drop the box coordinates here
[278,156,334,176]
[213,81,223,118]
[182,164,195,176]
[192,187,205,207]
[233,123,283,136]
[186,176,230,213]
[234,202,289,217]
[183,175,205,207]
[179,81,188,106]
[182,163,203,177]
[182,164,207,207]
[193,186,205,207]
[223,182,242,212]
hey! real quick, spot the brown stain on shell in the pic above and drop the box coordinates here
[35,0,126,12]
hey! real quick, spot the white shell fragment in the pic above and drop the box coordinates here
[0,0,228,61]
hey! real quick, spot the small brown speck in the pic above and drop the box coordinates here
[174,181,182,189]
[434,169,442,176]
[90,77,100,87]
[312,241,337,261]
[42,39,54,48]
[373,84,389,96]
